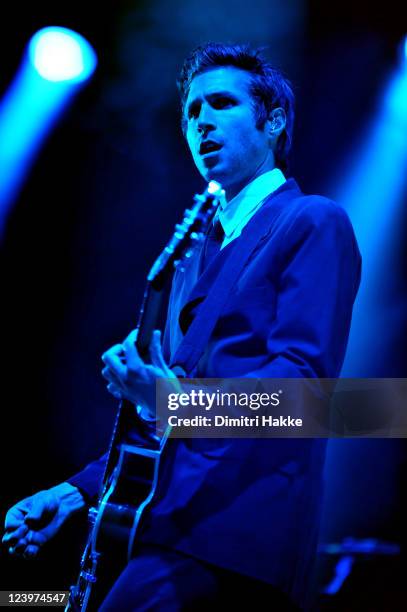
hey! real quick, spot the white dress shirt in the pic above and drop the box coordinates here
[215,168,286,249]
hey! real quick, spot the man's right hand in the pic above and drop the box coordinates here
[2,483,86,559]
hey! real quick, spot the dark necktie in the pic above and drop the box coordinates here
[201,218,224,271]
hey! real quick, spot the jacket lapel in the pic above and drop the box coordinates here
[170,179,302,372]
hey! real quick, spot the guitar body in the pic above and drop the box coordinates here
[94,443,163,561]
[68,439,166,611]
[66,182,223,611]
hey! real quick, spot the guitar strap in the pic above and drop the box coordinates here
[171,183,296,376]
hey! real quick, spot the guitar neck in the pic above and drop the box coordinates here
[100,181,223,493]
[136,280,166,363]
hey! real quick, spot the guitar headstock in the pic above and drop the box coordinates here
[147,181,225,284]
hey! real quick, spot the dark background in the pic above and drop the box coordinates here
[0,1,406,609]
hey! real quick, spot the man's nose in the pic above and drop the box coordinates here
[197,103,216,135]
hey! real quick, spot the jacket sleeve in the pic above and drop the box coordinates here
[247,199,361,379]
[66,453,108,504]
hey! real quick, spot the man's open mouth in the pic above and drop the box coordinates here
[199,140,223,156]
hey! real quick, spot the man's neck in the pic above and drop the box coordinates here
[225,163,276,201]
[215,168,286,249]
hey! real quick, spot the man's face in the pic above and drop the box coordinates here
[184,66,274,198]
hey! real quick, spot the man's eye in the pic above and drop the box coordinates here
[212,97,234,109]
[188,105,200,119]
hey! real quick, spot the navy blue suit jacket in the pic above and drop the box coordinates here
[68,179,361,606]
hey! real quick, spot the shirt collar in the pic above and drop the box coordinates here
[216,168,286,238]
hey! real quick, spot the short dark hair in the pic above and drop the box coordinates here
[177,42,295,173]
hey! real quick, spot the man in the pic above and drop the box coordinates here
[3,43,361,610]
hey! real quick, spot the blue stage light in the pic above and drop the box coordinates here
[28,27,97,83]
[333,50,407,377]
[0,27,97,236]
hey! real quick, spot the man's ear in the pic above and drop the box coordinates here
[267,107,286,138]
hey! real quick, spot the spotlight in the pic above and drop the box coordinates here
[0,26,97,233]
[28,26,97,83]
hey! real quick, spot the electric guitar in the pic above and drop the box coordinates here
[65,181,224,611]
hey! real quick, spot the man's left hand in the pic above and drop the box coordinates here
[101,329,176,415]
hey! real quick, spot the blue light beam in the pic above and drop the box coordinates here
[336,51,407,376]
[0,27,97,237]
